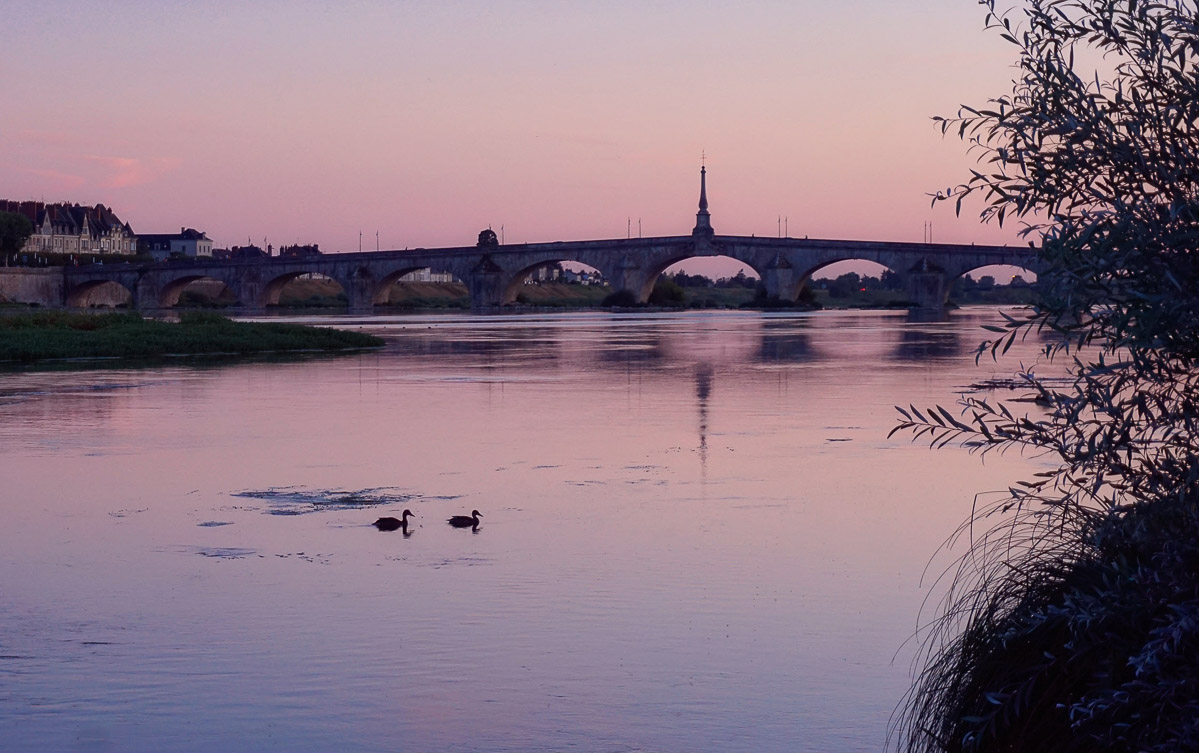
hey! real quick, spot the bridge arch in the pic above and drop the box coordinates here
[946,262,1039,306]
[803,259,906,303]
[640,253,766,303]
[501,259,606,305]
[950,262,1039,286]
[261,270,349,308]
[794,256,904,286]
[374,266,465,306]
[159,274,235,308]
[65,280,133,309]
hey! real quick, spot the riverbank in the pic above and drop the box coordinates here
[0,311,383,364]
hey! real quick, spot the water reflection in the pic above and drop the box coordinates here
[904,309,950,324]
[695,364,713,477]
[0,308,1049,753]
[597,337,668,367]
[758,324,815,363]
[380,312,978,373]
[889,328,962,362]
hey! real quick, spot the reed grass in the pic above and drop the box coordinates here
[897,490,1199,752]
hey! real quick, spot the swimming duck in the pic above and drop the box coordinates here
[447,509,482,528]
[373,509,415,532]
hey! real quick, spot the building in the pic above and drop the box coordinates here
[561,267,605,286]
[402,268,456,283]
[526,262,562,284]
[212,244,268,260]
[278,243,322,259]
[138,228,214,261]
[1,200,136,256]
[523,262,605,286]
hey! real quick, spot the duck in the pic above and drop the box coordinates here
[373,509,415,532]
[447,509,482,528]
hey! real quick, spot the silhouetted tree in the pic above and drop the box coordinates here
[715,270,757,289]
[669,270,714,288]
[477,228,498,248]
[895,3,1199,751]
[0,212,33,262]
[648,277,686,306]
[601,289,639,307]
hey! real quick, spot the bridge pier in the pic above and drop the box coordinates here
[610,255,651,303]
[134,277,160,312]
[468,255,507,309]
[762,253,798,301]
[229,276,266,313]
[905,269,949,312]
[344,272,376,315]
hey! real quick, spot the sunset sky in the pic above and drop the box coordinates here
[2,1,1023,259]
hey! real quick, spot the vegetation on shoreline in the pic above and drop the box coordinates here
[0,311,383,363]
[894,2,1199,751]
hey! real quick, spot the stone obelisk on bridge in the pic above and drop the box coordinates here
[694,164,713,239]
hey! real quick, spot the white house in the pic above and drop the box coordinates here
[138,228,214,260]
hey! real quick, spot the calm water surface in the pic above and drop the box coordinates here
[0,309,1050,752]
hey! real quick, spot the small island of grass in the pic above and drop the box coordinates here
[0,311,384,364]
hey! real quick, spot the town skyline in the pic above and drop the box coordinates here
[2,1,1022,262]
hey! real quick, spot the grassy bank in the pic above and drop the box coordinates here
[0,311,383,363]
[512,283,609,308]
[814,289,913,308]
[382,281,470,309]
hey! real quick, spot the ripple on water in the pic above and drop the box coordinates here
[108,508,148,518]
[426,556,493,569]
[231,486,461,516]
[183,546,258,559]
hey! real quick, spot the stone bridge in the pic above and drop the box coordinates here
[62,169,1038,313]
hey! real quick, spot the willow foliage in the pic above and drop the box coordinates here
[893,2,1199,751]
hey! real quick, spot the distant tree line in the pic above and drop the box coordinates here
[809,270,904,297]
[667,268,1030,300]
[665,269,759,289]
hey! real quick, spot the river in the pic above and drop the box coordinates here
[0,308,1049,752]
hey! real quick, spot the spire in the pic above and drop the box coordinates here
[693,164,713,237]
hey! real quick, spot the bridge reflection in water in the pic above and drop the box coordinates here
[63,169,1037,314]
[364,309,975,479]
[373,310,965,371]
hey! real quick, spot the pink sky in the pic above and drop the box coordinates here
[2,1,1023,265]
